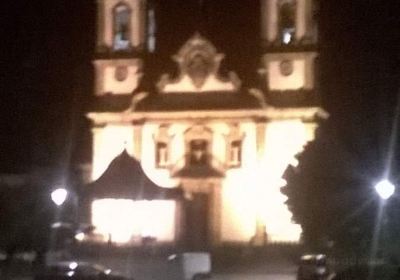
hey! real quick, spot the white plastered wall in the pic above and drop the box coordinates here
[220,122,259,242]
[104,65,141,94]
[94,59,142,95]
[218,119,317,243]
[269,60,306,90]
[92,124,134,180]
[263,52,317,91]
[260,119,316,242]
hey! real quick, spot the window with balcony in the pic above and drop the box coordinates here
[189,140,208,165]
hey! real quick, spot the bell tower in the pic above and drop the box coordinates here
[90,0,154,180]
[252,0,323,244]
[260,0,318,103]
[94,0,149,96]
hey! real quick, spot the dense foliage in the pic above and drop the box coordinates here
[282,122,400,258]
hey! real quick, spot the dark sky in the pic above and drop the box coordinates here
[0,0,399,173]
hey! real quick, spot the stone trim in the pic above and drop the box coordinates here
[157,34,241,93]
[87,107,326,125]
[132,121,143,160]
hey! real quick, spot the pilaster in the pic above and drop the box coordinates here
[210,183,222,246]
[255,119,267,161]
[133,121,143,160]
[254,119,268,245]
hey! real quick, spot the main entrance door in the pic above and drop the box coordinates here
[184,193,209,250]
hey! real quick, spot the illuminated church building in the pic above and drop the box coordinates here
[85,0,325,247]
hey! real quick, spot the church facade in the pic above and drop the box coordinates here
[84,0,325,247]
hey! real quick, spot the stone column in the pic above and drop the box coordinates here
[304,0,313,40]
[268,0,278,42]
[296,0,306,41]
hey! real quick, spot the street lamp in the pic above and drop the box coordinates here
[369,179,396,276]
[51,188,68,206]
[374,179,395,200]
[49,187,71,262]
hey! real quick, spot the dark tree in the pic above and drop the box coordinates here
[281,121,391,257]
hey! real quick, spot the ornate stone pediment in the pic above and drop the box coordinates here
[157,33,241,93]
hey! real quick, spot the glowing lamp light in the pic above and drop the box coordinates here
[283,31,292,44]
[75,232,85,242]
[69,262,78,270]
[375,179,395,200]
[51,188,68,206]
[91,199,176,244]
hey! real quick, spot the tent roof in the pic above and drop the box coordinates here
[86,150,182,200]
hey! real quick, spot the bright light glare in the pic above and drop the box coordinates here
[51,188,68,206]
[69,262,78,270]
[92,199,176,244]
[375,179,395,200]
[261,120,309,242]
[75,232,85,242]
[283,31,292,44]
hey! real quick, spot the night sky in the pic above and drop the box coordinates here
[0,0,399,173]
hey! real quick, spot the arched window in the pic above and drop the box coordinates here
[113,4,131,50]
[278,1,296,44]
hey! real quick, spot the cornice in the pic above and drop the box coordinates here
[86,106,327,125]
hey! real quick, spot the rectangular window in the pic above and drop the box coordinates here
[156,142,168,168]
[229,140,242,167]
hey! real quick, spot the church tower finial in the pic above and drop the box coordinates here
[93,0,147,96]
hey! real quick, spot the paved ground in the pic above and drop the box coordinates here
[74,253,298,280]
[5,249,299,280]
[10,275,295,280]
[214,273,295,280]
[9,272,296,280]
[212,258,297,280]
